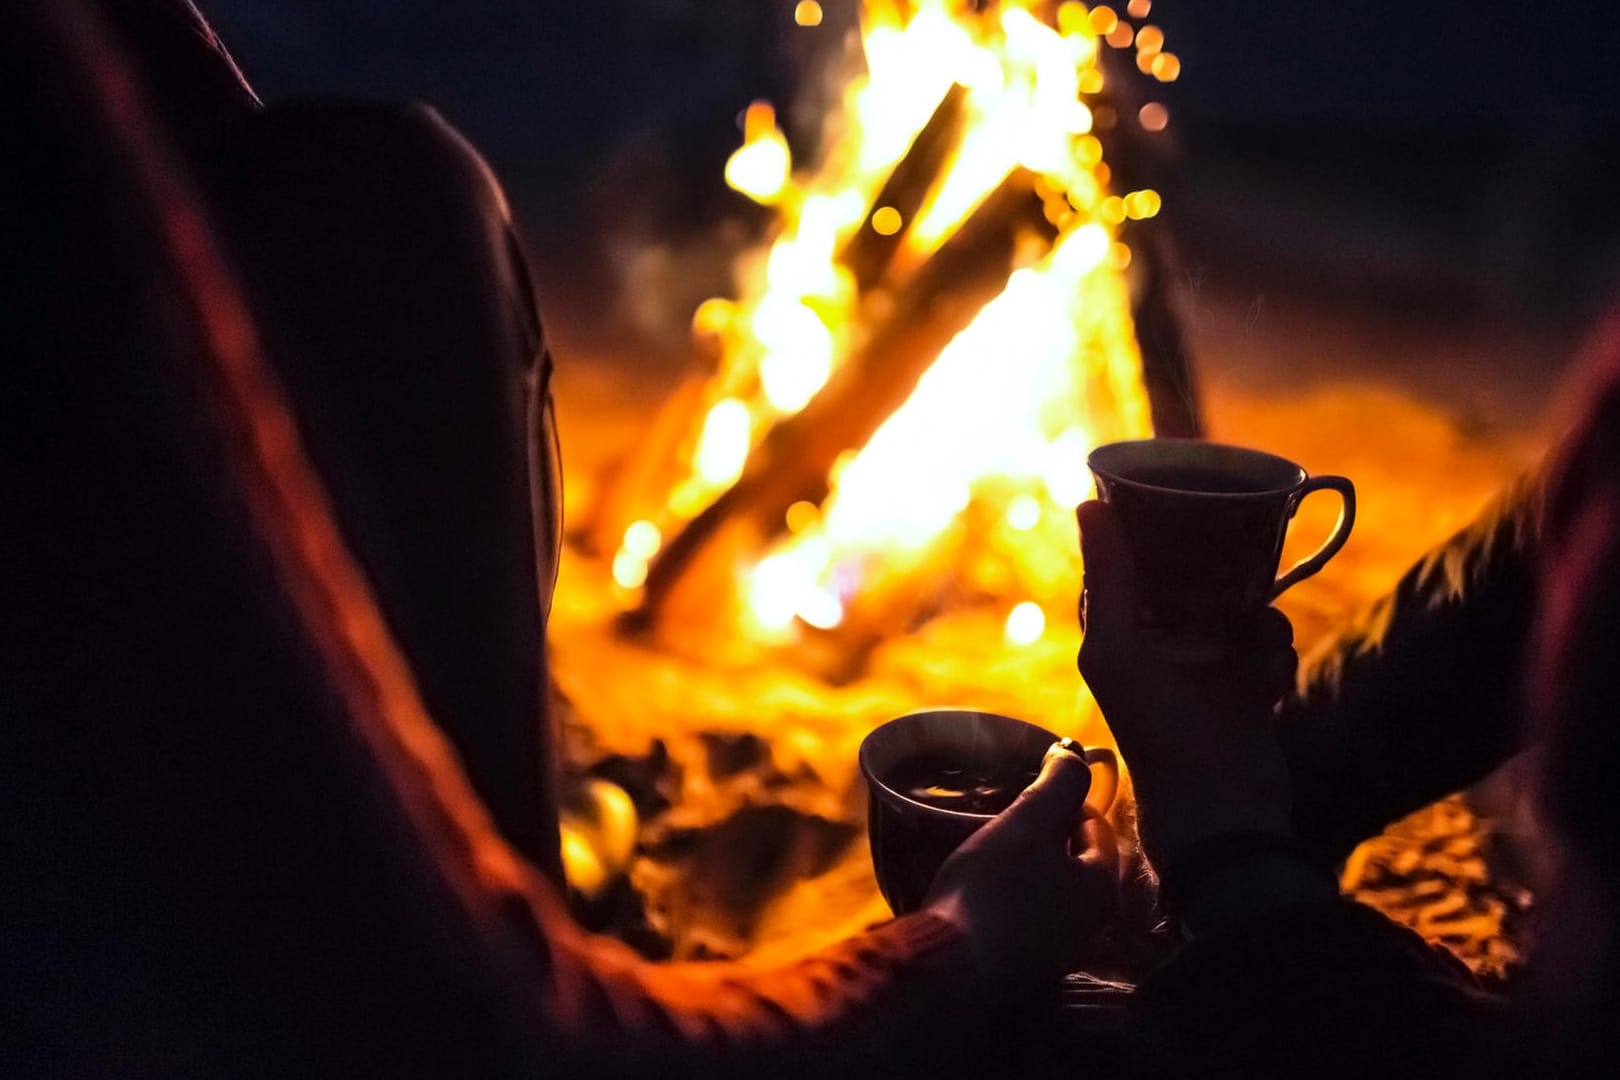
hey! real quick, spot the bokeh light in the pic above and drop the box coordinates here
[1004,601,1047,645]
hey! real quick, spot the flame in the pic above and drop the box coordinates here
[693,398,752,487]
[744,219,1146,637]
[725,102,792,204]
[618,0,1177,642]
[1005,493,1042,530]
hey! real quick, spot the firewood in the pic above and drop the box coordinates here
[1091,45,1202,439]
[1125,221,1201,437]
[625,168,1055,633]
[587,87,965,559]
[584,372,713,558]
[838,83,968,291]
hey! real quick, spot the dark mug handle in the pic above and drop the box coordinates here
[1272,475,1356,598]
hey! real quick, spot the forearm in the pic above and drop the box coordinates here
[533,902,1021,1079]
[1281,469,1545,862]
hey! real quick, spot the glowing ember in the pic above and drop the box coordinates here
[1150,51,1181,82]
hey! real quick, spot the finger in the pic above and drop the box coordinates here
[1250,607,1295,650]
[1075,810,1121,883]
[1076,501,1137,635]
[1003,740,1092,839]
[1263,645,1300,703]
[1248,608,1298,702]
[1223,607,1295,704]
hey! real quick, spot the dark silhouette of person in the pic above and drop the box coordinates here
[1076,316,1620,1074]
[2,3,1116,1075]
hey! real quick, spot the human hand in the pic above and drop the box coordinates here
[923,743,1119,986]
[1076,500,1297,869]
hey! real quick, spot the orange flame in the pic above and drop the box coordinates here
[615,1,1175,643]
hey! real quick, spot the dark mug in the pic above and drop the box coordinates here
[1086,438,1355,640]
[859,710,1065,916]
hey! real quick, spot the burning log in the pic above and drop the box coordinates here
[798,515,969,683]
[585,85,968,561]
[603,8,1204,655]
[1093,44,1202,438]
[624,168,1056,635]
[1122,220,1201,438]
[589,86,965,557]
[583,371,712,559]
[838,83,969,291]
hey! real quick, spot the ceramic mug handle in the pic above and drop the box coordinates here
[1082,747,1119,816]
[1272,475,1356,598]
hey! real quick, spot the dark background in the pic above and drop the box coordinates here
[200,1,1620,422]
[202,2,1620,180]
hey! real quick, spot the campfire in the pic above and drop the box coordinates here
[548,0,1527,977]
[597,0,1194,664]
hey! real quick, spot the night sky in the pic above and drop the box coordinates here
[199,2,1619,220]
[205,1,1620,126]
[195,1,1620,323]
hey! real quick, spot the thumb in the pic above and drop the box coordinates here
[1077,499,1138,635]
[1076,809,1121,882]
[1002,741,1092,838]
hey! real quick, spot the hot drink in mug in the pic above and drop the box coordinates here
[1086,438,1355,641]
